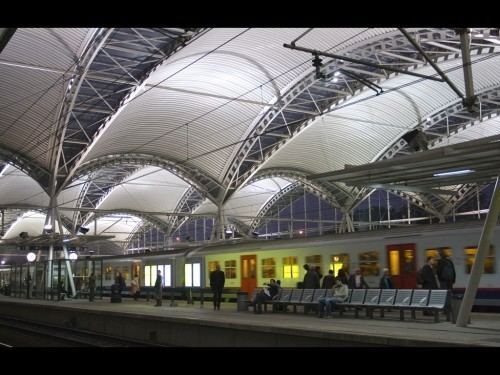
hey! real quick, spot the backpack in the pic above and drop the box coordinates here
[441,259,454,280]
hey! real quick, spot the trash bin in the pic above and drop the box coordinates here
[236,291,249,312]
[110,284,122,303]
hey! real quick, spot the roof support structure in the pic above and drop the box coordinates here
[459,28,478,112]
[457,176,500,327]
[283,43,444,82]
[398,28,465,101]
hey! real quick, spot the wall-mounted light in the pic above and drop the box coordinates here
[26,252,36,262]
[69,252,78,260]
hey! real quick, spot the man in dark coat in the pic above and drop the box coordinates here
[420,257,439,290]
[154,270,162,306]
[303,264,320,289]
[321,269,336,289]
[436,250,456,291]
[210,264,225,311]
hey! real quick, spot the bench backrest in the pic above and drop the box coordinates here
[410,289,430,307]
[278,288,293,302]
[394,289,413,306]
[363,289,381,306]
[301,289,315,303]
[312,288,326,302]
[428,289,448,308]
[378,289,396,306]
[289,288,304,303]
[347,289,367,305]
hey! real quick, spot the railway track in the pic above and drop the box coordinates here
[0,316,167,347]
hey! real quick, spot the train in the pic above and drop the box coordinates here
[92,220,500,310]
[2,220,499,310]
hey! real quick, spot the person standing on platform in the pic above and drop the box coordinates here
[303,264,320,289]
[88,272,96,302]
[25,272,32,299]
[210,264,225,311]
[130,274,140,301]
[154,270,162,306]
[348,268,369,289]
[437,249,456,291]
[322,269,336,289]
[379,268,394,289]
[420,257,439,290]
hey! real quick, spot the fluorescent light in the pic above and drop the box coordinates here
[433,169,473,177]
[334,71,341,77]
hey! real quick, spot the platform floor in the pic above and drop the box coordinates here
[2,295,500,346]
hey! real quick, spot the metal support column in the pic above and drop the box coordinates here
[456,177,500,327]
[55,208,76,297]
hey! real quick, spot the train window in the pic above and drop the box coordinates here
[208,261,219,272]
[185,263,201,287]
[329,254,349,276]
[262,258,276,278]
[359,251,380,276]
[464,246,495,274]
[225,260,237,279]
[104,266,112,281]
[283,256,299,279]
[305,255,322,276]
[121,266,129,282]
[145,266,151,287]
[426,247,452,259]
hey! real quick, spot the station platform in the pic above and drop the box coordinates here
[1,295,500,347]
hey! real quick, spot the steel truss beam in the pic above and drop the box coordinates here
[0,146,51,192]
[74,154,222,204]
[247,169,353,231]
[221,29,500,207]
[52,28,205,196]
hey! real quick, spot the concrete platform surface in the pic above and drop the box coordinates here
[1,295,500,347]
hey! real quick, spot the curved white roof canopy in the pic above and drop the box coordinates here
[223,177,292,226]
[93,166,190,225]
[80,28,396,182]
[0,165,48,207]
[2,211,69,239]
[86,215,142,246]
[0,28,95,170]
[260,51,500,175]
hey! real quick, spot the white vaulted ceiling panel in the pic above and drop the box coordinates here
[224,177,292,223]
[2,211,68,239]
[0,165,48,207]
[96,166,190,213]
[260,51,500,175]
[81,28,397,182]
[0,28,95,170]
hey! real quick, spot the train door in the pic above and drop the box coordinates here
[386,243,417,289]
[240,255,257,295]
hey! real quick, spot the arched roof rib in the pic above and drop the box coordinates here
[78,29,399,187]
[82,166,191,228]
[163,186,206,237]
[261,50,500,177]
[222,28,500,195]
[0,146,51,190]
[74,153,222,203]
[53,28,204,193]
[0,28,95,173]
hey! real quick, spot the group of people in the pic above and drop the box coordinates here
[417,249,456,291]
